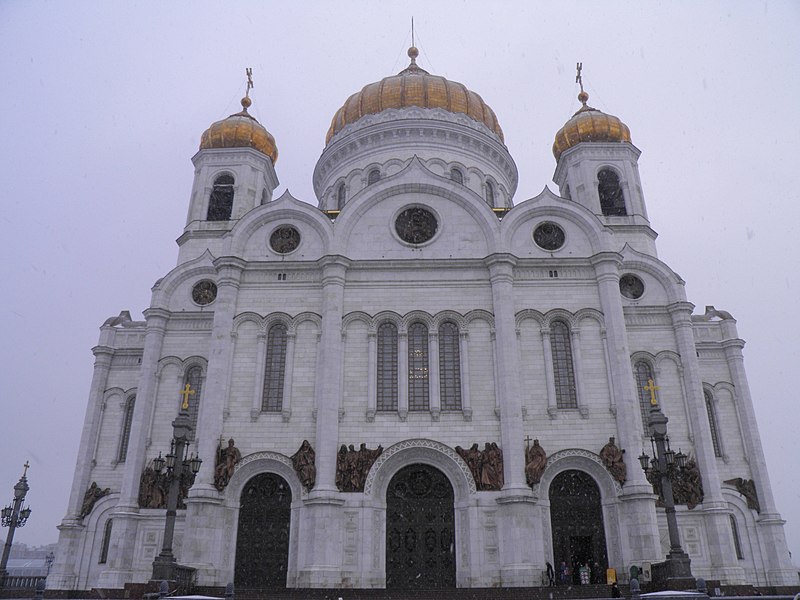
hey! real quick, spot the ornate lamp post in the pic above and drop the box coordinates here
[637,379,694,588]
[0,462,33,588]
[151,385,202,583]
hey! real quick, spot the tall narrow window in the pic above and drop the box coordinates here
[99,519,113,564]
[550,321,577,409]
[634,361,656,434]
[729,514,744,559]
[438,322,462,411]
[408,322,430,411]
[207,174,235,221]
[183,367,203,440]
[336,183,346,209]
[598,169,627,216]
[485,181,495,207]
[368,169,381,185]
[117,396,136,462]
[450,168,464,185]
[262,323,288,412]
[377,322,398,411]
[705,389,722,457]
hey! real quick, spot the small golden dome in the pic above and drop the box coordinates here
[552,92,631,161]
[325,49,503,144]
[200,97,278,164]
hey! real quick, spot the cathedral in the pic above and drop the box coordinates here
[49,47,796,591]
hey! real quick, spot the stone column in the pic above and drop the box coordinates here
[429,330,441,419]
[97,308,170,589]
[250,331,267,420]
[668,302,744,583]
[49,332,115,590]
[540,327,558,418]
[181,257,245,582]
[366,331,377,421]
[295,256,348,587]
[485,254,537,586]
[398,331,409,420]
[459,331,472,420]
[719,322,796,584]
[591,254,661,567]
[571,327,589,418]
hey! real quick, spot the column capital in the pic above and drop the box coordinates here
[91,345,116,360]
[666,301,696,320]
[589,251,624,273]
[720,338,746,352]
[143,307,171,322]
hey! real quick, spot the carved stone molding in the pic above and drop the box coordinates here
[544,448,623,495]
[363,438,476,496]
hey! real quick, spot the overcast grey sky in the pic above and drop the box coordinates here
[1,0,798,566]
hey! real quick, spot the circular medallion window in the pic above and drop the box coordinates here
[270,226,301,254]
[395,207,438,245]
[191,280,217,305]
[619,274,645,299]
[533,222,566,250]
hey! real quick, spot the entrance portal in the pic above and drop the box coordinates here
[234,472,291,588]
[549,469,608,584]
[385,464,455,589]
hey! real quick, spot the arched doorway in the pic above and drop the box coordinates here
[234,472,291,588]
[549,469,608,585]
[386,464,455,589]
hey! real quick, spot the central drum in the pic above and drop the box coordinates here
[385,464,456,589]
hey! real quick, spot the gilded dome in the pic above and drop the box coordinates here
[325,47,503,144]
[552,91,631,161]
[200,97,278,164]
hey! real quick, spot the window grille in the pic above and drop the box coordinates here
[438,322,462,410]
[450,168,464,185]
[550,321,577,409]
[207,174,234,221]
[485,181,495,206]
[183,366,203,439]
[705,389,723,457]
[337,183,346,209]
[99,519,113,564]
[598,169,627,216]
[634,361,655,433]
[377,322,398,411]
[262,324,288,412]
[729,514,744,559]
[368,169,381,185]
[408,323,430,411]
[117,396,136,462]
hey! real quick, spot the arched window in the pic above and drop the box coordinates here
[729,514,744,559]
[485,181,495,207]
[705,389,722,457]
[438,321,462,410]
[367,169,381,185]
[262,323,288,412]
[336,183,346,209]
[408,322,430,411]
[450,168,464,185]
[99,519,113,564]
[117,395,135,462]
[598,169,627,216]
[207,174,235,221]
[550,321,577,409]
[183,366,203,440]
[377,322,398,411]
[634,361,656,433]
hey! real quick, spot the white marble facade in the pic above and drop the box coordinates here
[49,53,796,592]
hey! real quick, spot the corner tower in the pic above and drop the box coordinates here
[178,72,280,264]
[313,47,518,212]
[552,74,656,256]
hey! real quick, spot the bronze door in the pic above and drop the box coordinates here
[234,473,291,588]
[549,469,608,584]
[386,464,456,589]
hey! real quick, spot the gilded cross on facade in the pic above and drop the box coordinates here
[644,378,660,405]
[179,383,195,410]
[576,62,584,93]
[245,67,254,97]
[524,434,532,449]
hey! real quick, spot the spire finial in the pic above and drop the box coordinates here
[412,17,415,48]
[408,18,419,66]
[241,67,253,111]
[576,62,589,106]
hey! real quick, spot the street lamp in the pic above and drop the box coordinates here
[637,379,694,588]
[151,390,202,583]
[0,462,32,588]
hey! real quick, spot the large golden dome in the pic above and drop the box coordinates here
[325,47,503,144]
[552,91,631,161]
[200,97,278,164]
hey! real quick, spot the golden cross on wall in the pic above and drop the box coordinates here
[644,378,660,406]
[179,383,195,410]
[524,435,532,449]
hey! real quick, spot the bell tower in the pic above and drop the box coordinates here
[178,69,280,264]
[552,66,656,256]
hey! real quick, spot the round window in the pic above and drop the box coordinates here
[533,222,566,250]
[191,280,217,305]
[270,226,301,254]
[395,207,438,244]
[619,274,645,299]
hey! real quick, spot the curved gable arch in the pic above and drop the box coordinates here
[342,311,373,332]
[233,311,265,333]
[464,309,495,329]
[433,310,467,330]
[542,308,577,329]
[402,310,435,329]
[620,245,687,304]
[515,308,545,330]
[371,310,404,331]
[225,451,305,506]
[151,250,217,308]
[575,308,606,329]
[291,311,322,333]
